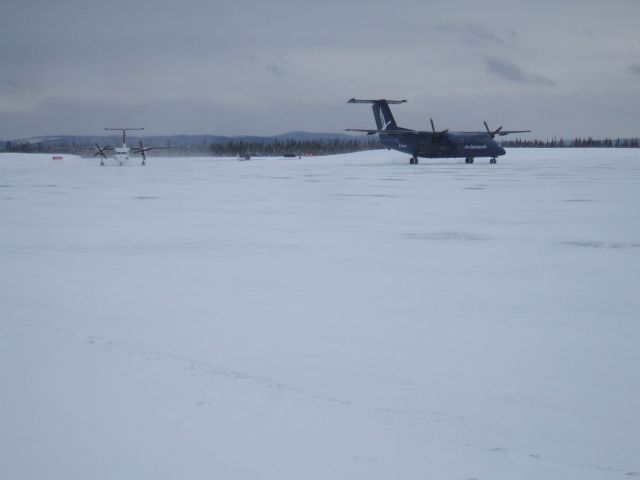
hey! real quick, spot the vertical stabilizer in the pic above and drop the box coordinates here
[372,102,398,130]
[347,98,406,131]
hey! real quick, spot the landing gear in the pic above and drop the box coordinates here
[465,157,474,164]
[490,157,497,164]
[141,159,146,166]
[100,159,104,167]
[410,156,419,165]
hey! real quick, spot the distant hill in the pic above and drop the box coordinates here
[3,131,358,148]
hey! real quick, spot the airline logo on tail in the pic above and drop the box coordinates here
[379,109,392,130]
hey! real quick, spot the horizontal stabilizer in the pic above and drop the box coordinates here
[348,98,407,104]
[345,128,421,135]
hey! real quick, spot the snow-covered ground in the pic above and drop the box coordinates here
[1,149,639,479]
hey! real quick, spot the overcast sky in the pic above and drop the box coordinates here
[2,0,639,139]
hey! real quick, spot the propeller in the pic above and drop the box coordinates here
[131,140,157,165]
[92,143,111,158]
[132,141,187,164]
[139,140,147,165]
[430,118,449,142]
[93,144,112,165]
[484,121,504,138]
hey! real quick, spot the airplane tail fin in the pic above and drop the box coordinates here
[348,98,406,131]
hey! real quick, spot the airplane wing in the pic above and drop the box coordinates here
[348,128,531,137]
[456,130,531,138]
[459,130,532,136]
[479,122,532,138]
[130,145,188,152]
[493,130,531,136]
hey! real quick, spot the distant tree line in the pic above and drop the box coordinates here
[206,138,381,156]
[3,136,640,155]
[1,138,383,156]
[499,137,640,148]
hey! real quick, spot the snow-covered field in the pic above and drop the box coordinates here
[1,149,639,479]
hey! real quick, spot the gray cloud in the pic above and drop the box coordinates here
[244,55,288,77]
[436,22,512,46]
[0,77,21,93]
[0,71,41,95]
[630,64,640,76]
[485,56,555,86]
[265,64,286,76]
[1,0,640,139]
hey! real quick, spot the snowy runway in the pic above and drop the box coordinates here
[1,149,639,479]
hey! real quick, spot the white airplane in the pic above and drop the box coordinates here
[94,127,172,166]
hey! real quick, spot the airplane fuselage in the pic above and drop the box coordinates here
[114,146,130,165]
[380,130,505,159]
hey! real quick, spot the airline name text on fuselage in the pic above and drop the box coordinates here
[464,145,487,150]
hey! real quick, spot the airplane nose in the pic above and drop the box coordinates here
[497,145,506,156]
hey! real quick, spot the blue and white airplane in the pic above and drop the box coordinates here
[347,98,530,165]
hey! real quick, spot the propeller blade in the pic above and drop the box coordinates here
[139,140,147,163]
[429,118,449,141]
[484,121,504,138]
[93,143,108,158]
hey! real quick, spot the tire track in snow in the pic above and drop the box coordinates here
[84,334,352,406]
[81,333,636,478]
